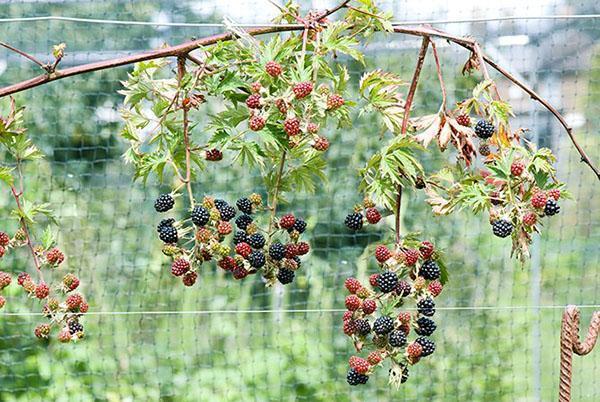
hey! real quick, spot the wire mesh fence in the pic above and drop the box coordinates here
[0,0,599,401]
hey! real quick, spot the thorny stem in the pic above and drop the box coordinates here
[177,57,194,207]
[401,37,429,135]
[268,150,287,236]
[430,40,447,112]
[395,186,402,245]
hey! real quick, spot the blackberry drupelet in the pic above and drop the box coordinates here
[154,194,174,212]
[388,330,407,348]
[157,218,175,232]
[277,268,295,284]
[415,317,437,336]
[544,199,560,216]
[417,297,436,317]
[415,337,436,356]
[218,204,237,222]
[492,219,513,238]
[68,320,84,335]
[236,198,253,214]
[347,368,369,386]
[474,120,495,139]
[377,270,398,293]
[419,260,440,280]
[247,250,266,268]
[233,231,248,245]
[159,226,178,243]
[373,316,394,335]
[191,206,210,226]
[235,214,253,230]
[248,233,266,249]
[355,319,371,336]
[344,213,363,230]
[290,218,307,234]
[269,242,286,261]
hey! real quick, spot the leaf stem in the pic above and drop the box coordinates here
[430,40,447,112]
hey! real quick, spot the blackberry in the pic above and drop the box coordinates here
[417,297,435,317]
[236,198,253,214]
[474,120,495,139]
[401,367,409,384]
[544,199,560,216]
[235,214,253,230]
[355,319,371,336]
[157,218,175,232]
[218,204,237,222]
[290,218,307,234]
[247,250,266,268]
[68,320,84,335]
[293,256,302,267]
[492,219,513,238]
[233,231,248,245]
[347,368,369,386]
[277,268,295,284]
[154,194,174,212]
[248,233,266,249]
[269,242,286,261]
[415,337,436,357]
[389,330,407,348]
[419,260,440,280]
[395,280,412,297]
[377,270,398,293]
[415,317,437,336]
[373,316,394,335]
[159,226,178,243]
[344,213,363,231]
[214,199,228,209]
[191,206,210,226]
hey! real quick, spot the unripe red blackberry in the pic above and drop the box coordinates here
[343,319,357,336]
[245,93,262,109]
[362,299,376,315]
[342,311,353,322]
[428,280,443,297]
[249,115,265,131]
[285,243,299,258]
[275,99,288,114]
[419,241,434,259]
[397,311,411,324]
[307,122,319,133]
[17,272,30,286]
[296,242,310,255]
[0,245,4,258]
[217,221,233,235]
[456,114,471,126]
[34,323,51,339]
[349,356,370,374]
[251,81,262,93]
[523,212,537,226]
[57,327,71,343]
[279,214,296,229]
[548,188,561,201]
[79,301,89,313]
[65,293,83,311]
[344,277,361,294]
[35,282,49,299]
[46,248,65,266]
[365,208,381,224]
[511,161,525,177]
[0,232,9,247]
[63,273,80,291]
[403,249,419,266]
[292,81,313,99]
[375,245,391,263]
[369,274,379,288]
[232,265,249,280]
[171,258,190,277]
[205,148,223,161]
[367,351,382,365]
[311,136,329,151]
[0,295,5,309]
[0,271,11,290]
[182,271,198,286]
[406,342,423,359]
[265,61,282,77]
[345,295,361,311]
[235,242,252,258]
[531,191,548,208]
[326,93,344,110]
[283,117,301,136]
[218,256,236,271]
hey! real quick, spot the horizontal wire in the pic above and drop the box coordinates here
[0,14,597,27]
[1,305,599,317]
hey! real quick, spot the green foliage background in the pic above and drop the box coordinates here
[0,1,599,401]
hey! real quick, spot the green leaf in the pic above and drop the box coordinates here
[40,226,56,250]
[0,166,14,186]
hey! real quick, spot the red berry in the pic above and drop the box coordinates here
[0,245,4,258]
[343,319,357,335]
[182,271,198,286]
[369,274,379,288]
[428,280,443,297]
[65,293,83,311]
[205,148,223,161]
[275,99,288,114]
[46,248,65,266]
[456,114,471,126]
[362,299,376,315]
[249,115,265,131]
[79,301,89,313]
[398,311,411,324]
[349,356,370,374]
[345,295,361,311]
[236,242,252,258]
[217,221,232,235]
[232,265,249,280]
[218,256,236,271]
[283,117,301,136]
[17,272,30,286]
[0,295,5,309]
[251,81,262,93]
[57,328,71,343]
[245,94,262,109]
[311,136,329,151]
[548,189,561,201]
[326,93,345,110]
[419,241,435,259]
[375,245,391,263]
[35,282,50,299]
[265,61,282,77]
[407,342,423,358]
[171,258,190,277]
[510,161,525,177]
[0,232,9,247]
[34,323,51,339]
[403,249,420,266]
[292,81,313,99]
[307,122,319,133]
[531,191,548,209]
[365,208,381,224]
[279,214,296,229]
[342,311,353,322]
[344,277,362,294]
[296,242,310,255]
[62,273,79,291]
[367,351,382,365]
[0,271,11,290]
[523,212,537,226]
[285,243,299,258]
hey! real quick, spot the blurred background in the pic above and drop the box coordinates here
[0,0,598,401]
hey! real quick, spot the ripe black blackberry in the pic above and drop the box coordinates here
[159,226,178,243]
[233,231,248,245]
[492,219,513,238]
[401,367,409,384]
[475,120,495,139]
[68,320,84,335]
[388,330,407,348]
[191,206,210,226]
[544,199,560,216]
[248,233,266,249]
[415,317,437,336]
[355,319,371,336]
[290,218,307,234]
[218,204,237,221]
[235,214,253,230]
[373,316,394,335]
[419,260,440,280]
[269,242,286,261]
[344,213,363,230]
[214,199,228,209]
[157,218,175,232]
[347,368,369,386]
[154,194,174,212]
[248,250,266,268]
[377,270,398,293]
[415,337,436,357]
[417,297,435,317]
[236,198,253,214]
[277,268,295,284]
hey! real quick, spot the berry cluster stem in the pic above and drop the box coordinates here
[401,36,429,135]
[177,57,195,207]
[395,185,402,244]
[268,150,287,235]
[430,40,447,112]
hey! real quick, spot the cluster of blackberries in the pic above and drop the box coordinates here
[343,199,382,231]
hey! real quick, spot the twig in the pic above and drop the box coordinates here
[184,53,204,66]
[401,37,429,135]
[177,57,194,207]
[317,0,351,21]
[0,41,46,69]
[268,150,287,236]
[345,5,382,20]
[394,186,402,244]
[472,42,501,100]
[266,0,307,25]
[429,40,447,111]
